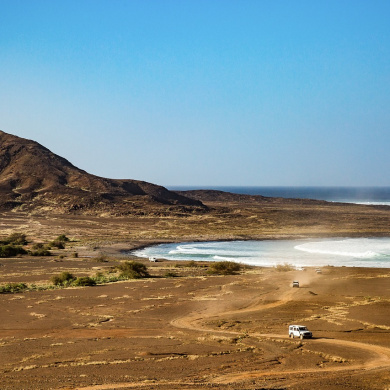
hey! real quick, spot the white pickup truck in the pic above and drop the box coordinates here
[289,325,312,339]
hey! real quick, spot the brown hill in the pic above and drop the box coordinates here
[0,130,204,215]
[176,189,331,206]
[175,189,273,204]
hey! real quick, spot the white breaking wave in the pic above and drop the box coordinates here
[354,201,390,206]
[294,245,378,258]
[329,200,390,206]
[294,238,388,259]
[169,244,214,255]
[133,238,390,268]
[213,255,240,262]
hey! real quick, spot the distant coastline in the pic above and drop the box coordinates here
[169,186,390,206]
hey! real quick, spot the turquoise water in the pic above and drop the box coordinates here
[133,238,390,268]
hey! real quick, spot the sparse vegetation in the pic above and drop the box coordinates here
[32,242,45,250]
[49,240,65,249]
[51,272,76,286]
[0,282,28,293]
[1,233,28,245]
[0,233,29,257]
[29,242,51,256]
[74,276,96,286]
[56,234,70,242]
[275,263,295,272]
[48,235,70,250]
[95,254,108,262]
[207,261,241,275]
[94,272,121,284]
[29,248,51,256]
[164,271,178,278]
[0,244,27,258]
[116,261,150,279]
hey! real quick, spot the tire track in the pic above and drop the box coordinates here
[169,284,390,385]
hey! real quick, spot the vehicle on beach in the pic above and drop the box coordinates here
[289,325,312,339]
[292,280,299,287]
[315,268,322,274]
[149,257,157,262]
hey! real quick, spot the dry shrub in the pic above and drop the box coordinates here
[208,261,241,275]
[275,263,294,272]
[51,272,76,286]
[116,261,150,279]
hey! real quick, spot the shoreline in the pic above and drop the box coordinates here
[120,231,390,252]
[123,236,390,270]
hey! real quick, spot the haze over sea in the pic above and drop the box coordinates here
[137,187,390,268]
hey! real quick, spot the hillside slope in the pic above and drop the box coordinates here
[0,130,204,215]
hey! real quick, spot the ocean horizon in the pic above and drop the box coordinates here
[168,186,390,206]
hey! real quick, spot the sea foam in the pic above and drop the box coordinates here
[133,238,390,268]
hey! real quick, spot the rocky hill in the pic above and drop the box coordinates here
[175,189,331,206]
[0,130,204,215]
[175,189,272,203]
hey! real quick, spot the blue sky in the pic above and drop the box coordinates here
[1,0,389,187]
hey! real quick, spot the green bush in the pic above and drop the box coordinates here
[105,275,120,283]
[49,240,65,249]
[29,248,51,256]
[51,272,76,286]
[0,282,28,293]
[56,234,70,242]
[94,271,105,281]
[2,233,28,245]
[116,261,150,279]
[32,242,45,250]
[164,271,178,278]
[93,271,121,284]
[74,276,96,286]
[0,245,27,258]
[208,261,241,275]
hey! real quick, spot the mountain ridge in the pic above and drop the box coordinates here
[0,130,204,215]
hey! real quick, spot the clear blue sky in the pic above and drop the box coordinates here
[1,0,389,187]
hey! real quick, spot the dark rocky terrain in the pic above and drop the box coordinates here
[176,188,332,205]
[0,130,203,215]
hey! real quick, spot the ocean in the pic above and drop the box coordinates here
[133,186,390,268]
[133,238,390,268]
[168,186,390,206]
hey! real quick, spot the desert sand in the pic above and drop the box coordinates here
[1,208,390,390]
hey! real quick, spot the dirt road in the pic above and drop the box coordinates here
[74,273,390,389]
